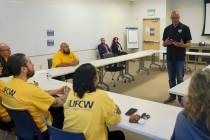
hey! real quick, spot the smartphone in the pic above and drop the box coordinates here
[125,108,138,116]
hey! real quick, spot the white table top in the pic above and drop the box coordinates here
[90,50,157,68]
[159,50,210,56]
[110,92,182,140]
[168,79,190,97]
[168,65,210,96]
[29,74,181,140]
[36,50,158,78]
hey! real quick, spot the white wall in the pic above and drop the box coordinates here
[167,0,210,43]
[6,0,210,70]
[130,0,167,50]
[29,49,98,70]
[0,0,132,70]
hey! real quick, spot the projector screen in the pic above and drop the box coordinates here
[203,0,210,35]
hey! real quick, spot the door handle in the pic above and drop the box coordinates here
[144,40,160,43]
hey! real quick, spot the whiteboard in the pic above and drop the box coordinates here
[126,28,139,49]
[203,3,210,35]
[0,1,107,56]
[128,30,138,43]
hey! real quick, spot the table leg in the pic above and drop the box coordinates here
[149,54,162,70]
[161,53,167,70]
[137,57,150,75]
[97,67,110,91]
[185,55,192,73]
[194,56,198,71]
[124,61,135,81]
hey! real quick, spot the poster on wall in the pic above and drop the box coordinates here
[47,40,54,46]
[150,28,155,36]
[47,29,54,36]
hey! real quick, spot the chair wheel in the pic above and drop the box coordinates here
[124,80,126,83]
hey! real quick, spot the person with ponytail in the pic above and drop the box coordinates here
[63,63,140,140]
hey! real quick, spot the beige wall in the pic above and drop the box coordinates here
[130,0,167,50]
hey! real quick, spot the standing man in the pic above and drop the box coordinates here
[163,11,192,104]
[0,43,11,77]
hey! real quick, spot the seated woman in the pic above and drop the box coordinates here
[171,69,210,140]
[63,63,139,140]
[111,37,127,56]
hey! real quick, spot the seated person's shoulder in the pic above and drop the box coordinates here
[177,111,186,120]
[26,83,46,94]
[70,51,76,55]
[0,80,5,87]
[52,51,61,59]
[93,90,111,100]
[98,44,101,48]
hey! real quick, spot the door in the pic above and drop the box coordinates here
[143,18,160,50]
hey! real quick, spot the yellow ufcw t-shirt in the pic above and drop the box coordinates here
[2,78,54,132]
[0,80,11,123]
[52,50,79,68]
[63,90,122,140]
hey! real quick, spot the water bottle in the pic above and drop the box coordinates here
[46,69,51,79]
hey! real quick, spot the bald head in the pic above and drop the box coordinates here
[0,43,11,59]
[0,43,9,50]
[60,42,70,55]
[171,11,180,26]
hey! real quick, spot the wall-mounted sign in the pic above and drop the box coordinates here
[150,28,155,36]
[47,40,54,46]
[147,9,156,16]
[47,29,54,36]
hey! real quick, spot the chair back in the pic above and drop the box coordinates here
[47,125,85,140]
[6,109,44,140]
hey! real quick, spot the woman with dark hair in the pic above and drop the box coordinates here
[63,63,139,140]
[111,37,127,56]
[171,69,210,140]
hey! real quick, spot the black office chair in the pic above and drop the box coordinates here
[0,103,14,140]
[6,109,45,140]
[102,53,125,87]
[47,58,66,81]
